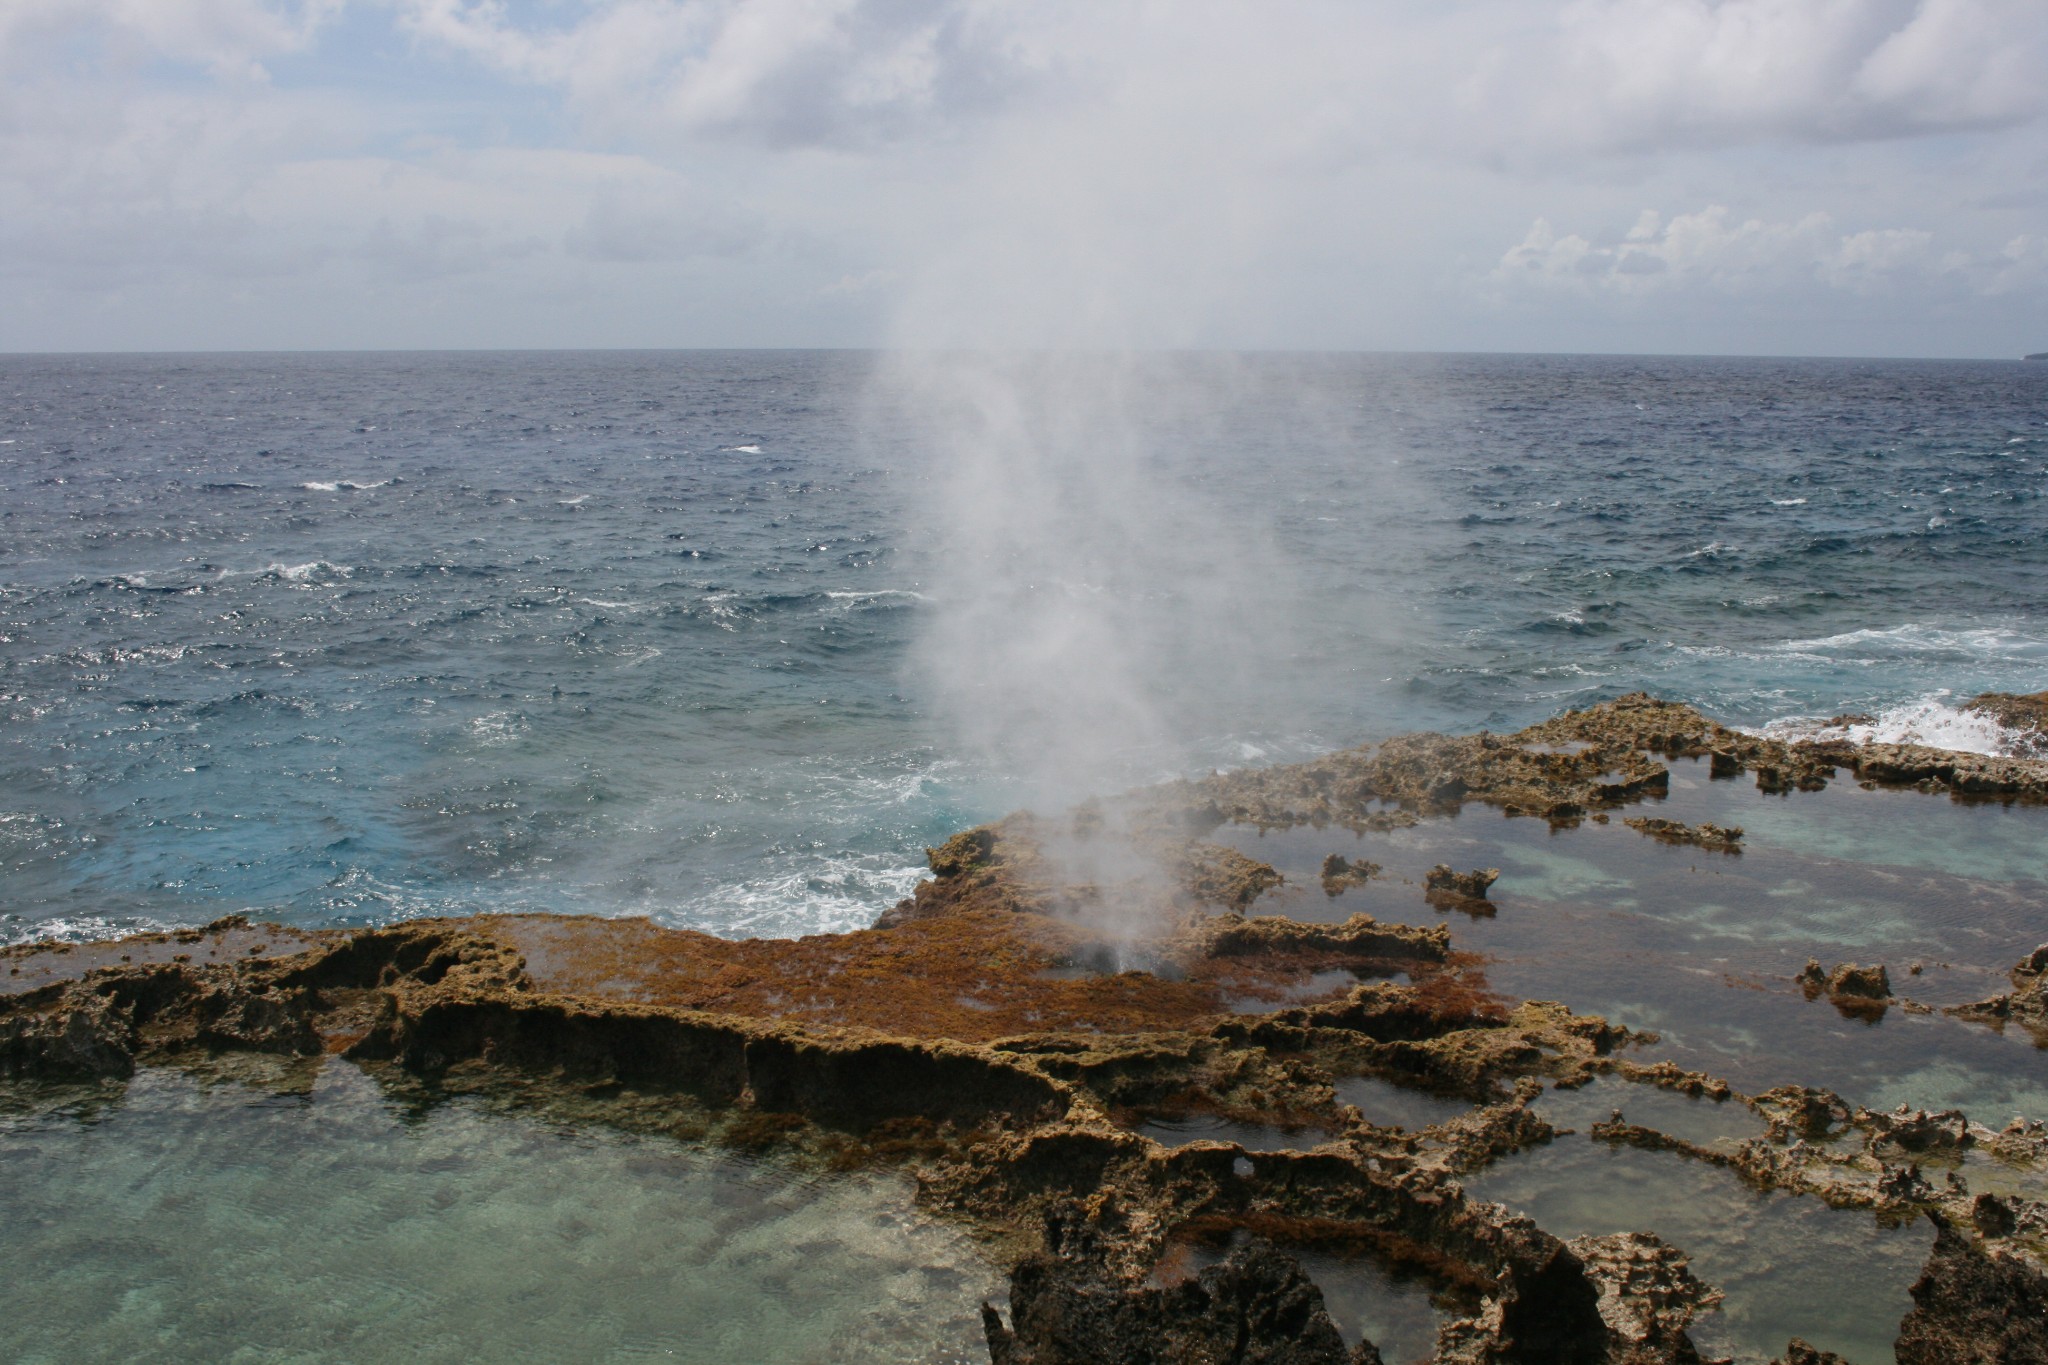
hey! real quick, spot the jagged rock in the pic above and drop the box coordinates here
[985,1213,1377,1365]
[1438,1231,1719,1365]
[1623,818,1743,851]
[1987,1118,2048,1167]
[1320,854,1380,897]
[1796,961,1891,1017]
[1895,1219,2048,1365]
[0,989,136,1080]
[1827,964,1891,1000]
[1425,865,1501,901]
[1753,1085,1854,1141]
[1571,1232,1725,1363]
[1860,1105,1972,1155]
[1877,1163,1936,1206]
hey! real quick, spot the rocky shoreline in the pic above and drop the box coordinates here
[5,693,2048,1364]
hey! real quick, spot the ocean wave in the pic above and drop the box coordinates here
[676,857,929,939]
[300,479,392,492]
[1,911,179,949]
[264,560,353,583]
[1766,622,2048,665]
[1758,693,2038,758]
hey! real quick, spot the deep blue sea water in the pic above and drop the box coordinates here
[3,350,2045,946]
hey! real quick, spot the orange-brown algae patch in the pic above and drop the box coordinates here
[0,917,332,997]
[489,911,1429,1045]
[491,911,1236,1043]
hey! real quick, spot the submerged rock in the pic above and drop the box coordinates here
[1622,818,1743,852]
[1949,945,2048,1042]
[1320,854,1381,897]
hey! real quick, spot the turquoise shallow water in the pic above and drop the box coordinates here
[0,1063,997,1364]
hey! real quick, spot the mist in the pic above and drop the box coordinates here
[864,60,1400,916]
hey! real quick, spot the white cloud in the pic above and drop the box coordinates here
[1493,204,2045,301]
[0,0,341,80]
[391,0,1051,147]
[3,1,2045,351]
[1459,0,2048,155]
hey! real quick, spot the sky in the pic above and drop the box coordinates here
[2,0,2045,356]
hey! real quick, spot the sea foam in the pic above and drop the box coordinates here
[1759,693,2038,758]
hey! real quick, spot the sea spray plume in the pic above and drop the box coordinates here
[874,349,1310,945]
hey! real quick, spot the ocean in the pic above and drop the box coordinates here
[3,350,2044,947]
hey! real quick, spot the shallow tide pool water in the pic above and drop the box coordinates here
[1217,757,2048,1123]
[1463,1137,1933,1365]
[0,1063,998,1364]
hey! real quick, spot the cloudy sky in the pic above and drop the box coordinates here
[3,0,2044,355]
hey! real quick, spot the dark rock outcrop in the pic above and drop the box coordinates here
[984,1214,1378,1365]
[1895,1219,2048,1365]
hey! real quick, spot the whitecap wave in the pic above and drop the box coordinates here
[821,589,927,610]
[1,911,179,949]
[1766,622,2048,665]
[264,560,352,582]
[300,479,390,492]
[675,858,930,939]
[1757,693,2038,758]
